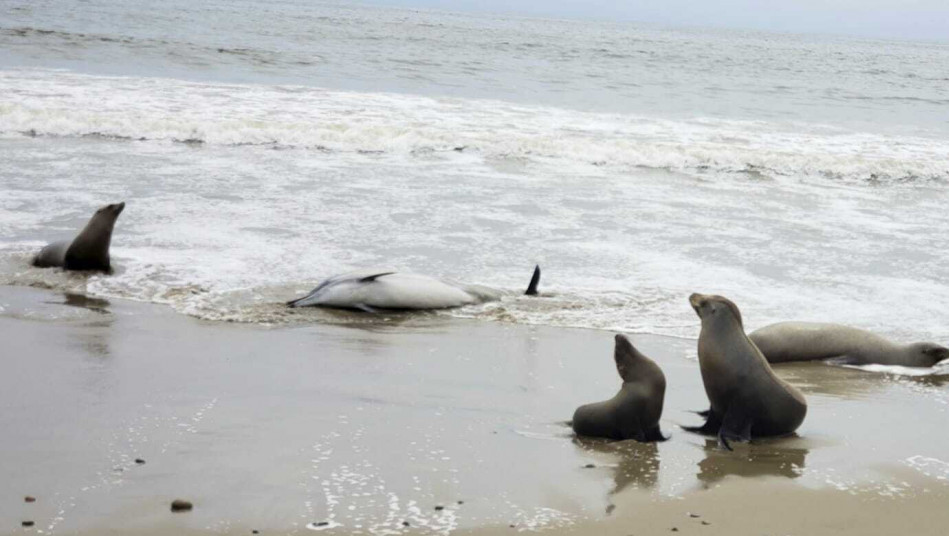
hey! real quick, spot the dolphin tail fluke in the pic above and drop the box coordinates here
[525,265,541,296]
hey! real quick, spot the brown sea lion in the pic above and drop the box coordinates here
[572,334,667,442]
[749,322,948,368]
[684,294,807,450]
[32,202,125,272]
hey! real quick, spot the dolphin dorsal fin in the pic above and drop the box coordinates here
[525,265,541,296]
[359,272,396,283]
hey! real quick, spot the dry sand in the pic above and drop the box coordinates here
[1,286,948,535]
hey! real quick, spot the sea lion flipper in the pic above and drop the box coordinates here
[644,426,668,442]
[682,408,722,436]
[619,415,646,442]
[718,407,753,451]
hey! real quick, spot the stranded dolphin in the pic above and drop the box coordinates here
[287,265,541,312]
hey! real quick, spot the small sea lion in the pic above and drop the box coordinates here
[287,265,541,312]
[750,322,948,368]
[32,202,125,272]
[685,294,807,450]
[572,334,667,442]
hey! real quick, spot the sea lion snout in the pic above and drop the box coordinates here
[110,202,126,215]
[688,293,707,312]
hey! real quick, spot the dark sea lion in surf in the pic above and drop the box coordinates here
[572,334,667,442]
[32,202,125,272]
[684,294,806,450]
[749,322,949,368]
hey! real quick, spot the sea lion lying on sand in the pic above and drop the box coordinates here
[750,322,949,368]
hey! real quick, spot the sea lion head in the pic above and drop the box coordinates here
[96,202,125,219]
[688,293,743,328]
[906,342,949,367]
[614,334,651,383]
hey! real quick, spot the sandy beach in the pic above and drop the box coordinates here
[2,285,948,536]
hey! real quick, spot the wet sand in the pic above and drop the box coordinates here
[2,285,948,535]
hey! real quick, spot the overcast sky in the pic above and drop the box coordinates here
[365,0,949,41]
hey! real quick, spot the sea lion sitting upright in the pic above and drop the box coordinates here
[685,294,806,450]
[572,334,667,442]
[749,322,949,368]
[287,265,541,312]
[32,202,125,272]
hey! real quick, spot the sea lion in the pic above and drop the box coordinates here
[287,265,541,312]
[749,322,948,368]
[32,202,125,272]
[684,294,807,450]
[572,334,667,442]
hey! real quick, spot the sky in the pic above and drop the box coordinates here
[364,0,949,41]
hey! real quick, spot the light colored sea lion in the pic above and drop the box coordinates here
[749,322,948,368]
[572,334,667,442]
[684,293,807,450]
[287,265,540,312]
[32,202,125,272]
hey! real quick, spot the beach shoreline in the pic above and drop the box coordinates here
[2,285,948,535]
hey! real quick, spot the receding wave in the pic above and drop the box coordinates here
[1,70,946,185]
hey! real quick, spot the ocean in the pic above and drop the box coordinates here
[2,0,948,341]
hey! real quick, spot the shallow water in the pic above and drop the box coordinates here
[1,1,948,344]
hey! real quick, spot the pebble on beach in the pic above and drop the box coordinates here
[22,521,35,527]
[24,496,36,503]
[170,499,193,512]
[584,463,595,468]
[135,458,146,464]
[435,505,444,511]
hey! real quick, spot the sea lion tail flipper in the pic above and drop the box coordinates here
[524,265,540,296]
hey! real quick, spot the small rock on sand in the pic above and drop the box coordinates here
[24,496,36,503]
[135,458,146,465]
[434,505,444,511]
[170,499,193,512]
[584,463,595,468]
[22,521,35,527]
